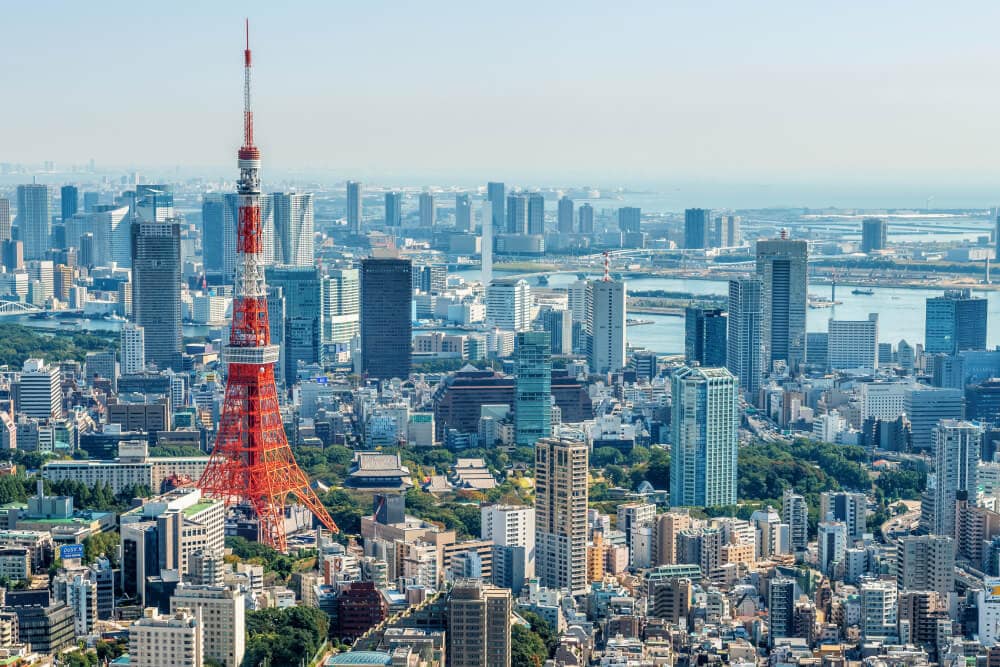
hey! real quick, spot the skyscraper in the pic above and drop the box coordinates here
[0,198,10,243]
[925,289,988,354]
[201,194,225,274]
[586,279,627,374]
[768,578,796,647]
[60,186,78,223]
[384,191,402,228]
[322,268,360,346]
[481,200,493,286]
[346,181,362,235]
[535,437,589,594]
[526,193,545,235]
[17,184,51,260]
[684,208,711,249]
[505,194,527,234]
[930,420,980,537]
[360,254,412,380]
[827,314,878,370]
[132,220,182,371]
[861,217,888,253]
[669,366,738,508]
[782,489,808,552]
[714,214,740,248]
[684,306,727,367]
[265,266,324,386]
[896,535,955,595]
[487,182,505,233]
[557,196,574,233]
[540,308,573,355]
[272,192,314,266]
[820,491,868,542]
[514,331,551,446]
[578,203,594,234]
[486,279,531,332]
[455,193,472,231]
[757,236,809,371]
[418,192,435,228]
[120,323,146,375]
[618,206,640,233]
[135,184,175,222]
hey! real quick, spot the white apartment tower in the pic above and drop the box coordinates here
[121,323,146,375]
[932,420,981,537]
[670,366,738,508]
[535,438,589,595]
[486,279,532,332]
[827,314,879,370]
[273,192,314,266]
[170,584,246,667]
[587,279,627,374]
[481,504,535,577]
[129,607,204,667]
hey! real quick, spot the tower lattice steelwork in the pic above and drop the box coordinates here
[198,22,338,551]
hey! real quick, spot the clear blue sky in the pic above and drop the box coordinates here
[6,1,1000,189]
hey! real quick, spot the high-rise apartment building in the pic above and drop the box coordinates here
[726,278,763,394]
[19,358,63,420]
[505,194,527,234]
[586,279,627,374]
[685,306,727,367]
[931,420,981,537]
[487,182,505,232]
[128,607,204,667]
[17,184,51,260]
[827,314,879,370]
[896,535,955,595]
[447,580,512,667]
[653,510,692,565]
[820,491,867,542]
[360,254,412,380]
[201,194,225,274]
[132,220,182,371]
[486,279,531,332]
[170,584,245,667]
[861,217,888,253]
[817,521,847,576]
[557,196,574,233]
[0,198,10,243]
[120,323,146,375]
[903,386,964,452]
[535,438,588,594]
[860,580,898,639]
[273,192,314,266]
[514,331,551,446]
[757,236,809,371]
[670,366,738,507]
[266,266,323,385]
[539,308,573,355]
[578,203,594,234]
[684,208,711,249]
[782,489,808,552]
[481,504,535,578]
[419,192,435,228]
[714,214,741,247]
[925,289,988,354]
[384,192,402,228]
[526,193,545,235]
[322,268,360,346]
[60,186,78,223]
[455,193,472,231]
[768,577,796,647]
[618,206,641,233]
[346,181,362,235]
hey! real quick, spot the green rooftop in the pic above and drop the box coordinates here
[183,501,216,517]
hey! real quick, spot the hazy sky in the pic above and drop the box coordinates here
[7,1,1000,189]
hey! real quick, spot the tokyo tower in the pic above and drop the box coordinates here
[198,21,338,551]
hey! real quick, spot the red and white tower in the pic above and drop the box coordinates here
[198,22,338,551]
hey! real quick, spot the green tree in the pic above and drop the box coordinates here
[84,530,120,566]
[512,624,548,667]
[592,446,623,467]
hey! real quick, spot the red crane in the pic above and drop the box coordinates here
[197,21,338,551]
